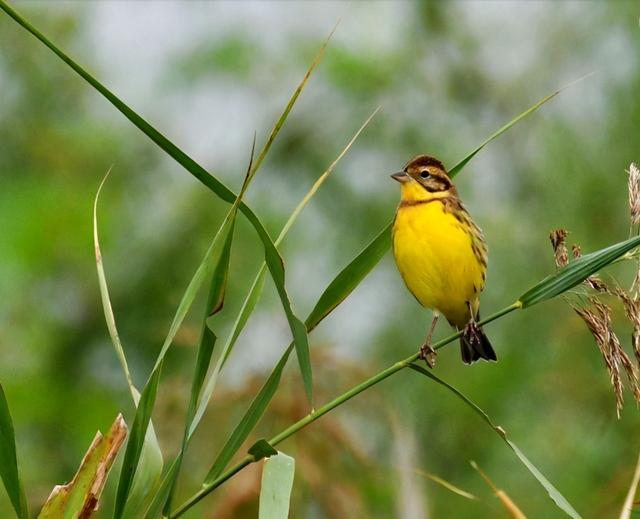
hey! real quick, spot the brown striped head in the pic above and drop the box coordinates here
[391,155,457,196]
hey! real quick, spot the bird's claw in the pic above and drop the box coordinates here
[419,343,437,368]
[462,320,482,346]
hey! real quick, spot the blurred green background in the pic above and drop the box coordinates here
[1,1,640,517]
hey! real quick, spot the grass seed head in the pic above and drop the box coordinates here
[627,163,640,226]
[550,229,569,268]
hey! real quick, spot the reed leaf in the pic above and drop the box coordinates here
[410,364,581,519]
[519,235,640,308]
[0,385,28,519]
[258,452,295,519]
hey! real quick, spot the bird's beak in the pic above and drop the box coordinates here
[391,171,410,183]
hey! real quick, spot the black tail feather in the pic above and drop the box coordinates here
[459,324,497,364]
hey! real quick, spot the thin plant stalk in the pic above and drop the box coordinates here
[171,302,521,516]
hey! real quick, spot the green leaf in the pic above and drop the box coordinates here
[409,364,581,519]
[38,415,127,519]
[305,223,392,330]
[448,73,593,178]
[0,385,28,519]
[204,346,294,484]
[258,452,295,519]
[93,172,163,517]
[248,440,278,461]
[518,235,640,308]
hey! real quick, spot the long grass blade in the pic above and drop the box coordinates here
[188,108,380,439]
[258,452,295,519]
[409,364,581,519]
[448,73,593,178]
[93,172,164,516]
[519,235,640,308]
[0,385,28,519]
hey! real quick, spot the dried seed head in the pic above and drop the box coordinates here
[573,300,638,416]
[550,229,569,268]
[627,163,640,226]
[586,276,610,293]
[572,244,581,258]
[616,289,640,368]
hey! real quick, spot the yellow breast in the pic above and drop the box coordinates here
[392,200,485,328]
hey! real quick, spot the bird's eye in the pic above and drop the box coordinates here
[420,171,430,179]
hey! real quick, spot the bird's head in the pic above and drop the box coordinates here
[391,155,457,200]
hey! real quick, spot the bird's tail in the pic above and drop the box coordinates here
[459,324,497,364]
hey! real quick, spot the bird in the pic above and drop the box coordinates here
[391,154,496,366]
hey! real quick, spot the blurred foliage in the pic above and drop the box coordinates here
[1,1,640,517]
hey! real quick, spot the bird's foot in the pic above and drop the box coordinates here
[419,342,437,369]
[462,320,482,347]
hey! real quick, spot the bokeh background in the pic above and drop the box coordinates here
[1,1,640,517]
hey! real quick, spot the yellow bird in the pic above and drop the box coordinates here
[391,155,496,366]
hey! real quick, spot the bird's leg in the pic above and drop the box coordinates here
[419,313,439,368]
[462,301,482,346]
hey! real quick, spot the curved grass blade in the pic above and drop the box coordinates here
[39,415,127,519]
[0,385,28,519]
[188,108,380,439]
[93,172,164,517]
[409,364,581,519]
[448,72,594,179]
[0,0,333,409]
[519,235,640,308]
[258,452,295,519]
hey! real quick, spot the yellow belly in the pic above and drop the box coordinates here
[392,201,485,328]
